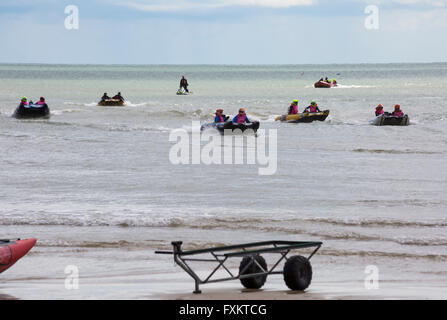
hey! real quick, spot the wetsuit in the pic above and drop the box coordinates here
[215,115,229,123]
[180,78,189,93]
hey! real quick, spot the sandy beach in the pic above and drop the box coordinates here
[1,227,446,300]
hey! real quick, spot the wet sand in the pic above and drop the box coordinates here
[1,229,446,300]
[160,281,447,300]
[2,265,446,300]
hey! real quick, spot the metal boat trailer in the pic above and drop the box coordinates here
[155,240,322,294]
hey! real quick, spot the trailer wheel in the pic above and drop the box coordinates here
[283,255,313,291]
[239,255,267,289]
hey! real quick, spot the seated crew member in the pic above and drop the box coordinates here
[391,104,404,117]
[36,97,46,105]
[20,97,29,106]
[214,108,229,123]
[232,108,251,124]
[304,100,321,113]
[113,92,124,101]
[375,104,384,116]
[288,100,299,115]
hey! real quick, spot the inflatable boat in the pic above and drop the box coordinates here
[314,81,333,88]
[13,103,50,119]
[98,99,125,107]
[370,113,410,126]
[275,110,330,123]
[0,238,37,274]
[201,121,260,135]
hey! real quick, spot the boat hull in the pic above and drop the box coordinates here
[276,110,330,123]
[201,121,260,134]
[370,114,410,126]
[98,99,125,107]
[314,81,332,88]
[13,104,50,119]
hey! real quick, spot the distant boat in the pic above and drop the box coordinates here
[314,80,338,88]
[98,99,125,107]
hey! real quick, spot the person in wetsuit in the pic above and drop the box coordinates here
[113,92,124,101]
[179,76,189,93]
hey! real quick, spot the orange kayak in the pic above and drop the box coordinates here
[0,239,37,274]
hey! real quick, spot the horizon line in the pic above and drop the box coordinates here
[1,61,447,67]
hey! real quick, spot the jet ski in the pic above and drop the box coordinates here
[13,103,50,119]
[177,89,193,95]
[275,110,330,123]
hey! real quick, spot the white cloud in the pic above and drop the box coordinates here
[382,8,447,31]
[114,0,316,12]
[361,0,447,7]
[391,0,447,6]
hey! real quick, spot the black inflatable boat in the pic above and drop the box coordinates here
[370,113,410,126]
[201,121,260,135]
[13,103,50,119]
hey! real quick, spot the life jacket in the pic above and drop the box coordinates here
[215,114,224,123]
[393,110,404,117]
[375,109,384,116]
[289,104,298,115]
[21,101,29,106]
[308,106,318,113]
[37,101,46,105]
[236,114,247,123]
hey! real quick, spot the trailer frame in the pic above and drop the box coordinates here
[155,240,322,294]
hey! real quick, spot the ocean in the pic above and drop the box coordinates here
[1,63,446,299]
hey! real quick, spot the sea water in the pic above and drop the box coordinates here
[0,63,446,299]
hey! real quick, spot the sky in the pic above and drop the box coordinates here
[1,0,447,64]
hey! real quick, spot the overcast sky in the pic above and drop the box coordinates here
[1,0,447,64]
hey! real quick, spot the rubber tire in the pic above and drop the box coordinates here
[239,255,267,289]
[283,255,313,291]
